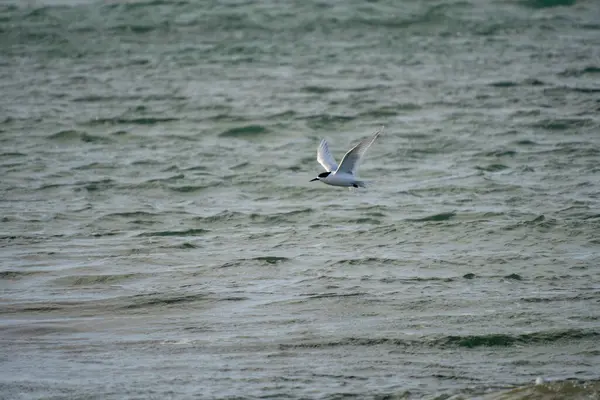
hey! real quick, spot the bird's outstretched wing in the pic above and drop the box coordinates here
[317,139,338,172]
[336,126,383,176]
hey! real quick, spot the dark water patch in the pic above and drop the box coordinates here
[0,323,81,337]
[52,274,141,286]
[559,66,600,77]
[545,86,600,95]
[173,242,198,249]
[489,81,518,88]
[438,329,598,348]
[231,162,249,170]
[221,296,248,302]
[571,87,600,94]
[73,162,116,170]
[137,228,208,237]
[490,79,545,88]
[305,292,366,299]
[80,179,115,192]
[73,95,143,103]
[346,217,381,225]
[514,139,538,146]
[218,256,290,268]
[182,165,209,172]
[521,0,576,8]
[280,337,416,350]
[253,256,289,264]
[85,117,179,126]
[407,212,456,222]
[121,293,210,310]
[504,273,523,280]
[91,231,122,238]
[476,164,509,172]
[0,152,26,158]
[525,78,545,86]
[484,150,517,157]
[531,118,594,131]
[169,184,217,193]
[302,85,335,94]
[380,276,455,284]
[193,211,246,223]
[131,159,163,166]
[109,24,163,34]
[333,257,399,266]
[207,113,250,123]
[47,130,113,144]
[521,294,599,303]
[103,211,159,219]
[219,125,269,138]
[463,273,476,279]
[104,0,189,11]
[0,270,47,280]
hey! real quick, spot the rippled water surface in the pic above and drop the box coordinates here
[1,0,600,399]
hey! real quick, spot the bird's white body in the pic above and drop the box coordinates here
[311,127,383,188]
[320,171,365,188]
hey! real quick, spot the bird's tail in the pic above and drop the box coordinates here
[355,180,368,188]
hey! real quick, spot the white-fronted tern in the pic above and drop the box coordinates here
[310,126,383,188]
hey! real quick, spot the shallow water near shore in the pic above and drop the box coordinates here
[1,0,600,399]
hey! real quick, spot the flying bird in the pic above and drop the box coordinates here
[310,126,383,188]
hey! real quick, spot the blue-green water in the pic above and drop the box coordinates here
[1,0,600,399]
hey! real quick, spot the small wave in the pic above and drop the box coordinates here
[103,211,159,219]
[84,117,178,126]
[483,150,517,157]
[558,65,600,77]
[489,79,545,88]
[52,273,141,286]
[503,273,523,280]
[0,152,26,158]
[47,130,113,144]
[121,293,210,310]
[482,379,600,400]
[218,256,290,268]
[476,164,510,172]
[137,228,209,237]
[514,139,538,146]
[489,81,519,88]
[348,217,381,225]
[192,211,246,223]
[302,85,335,94]
[0,270,47,280]
[520,0,575,8]
[280,337,416,350]
[219,125,269,137]
[333,257,399,266]
[168,182,220,193]
[81,178,115,192]
[531,118,594,131]
[438,329,598,348]
[407,212,456,222]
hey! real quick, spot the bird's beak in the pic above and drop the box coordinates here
[310,178,319,182]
